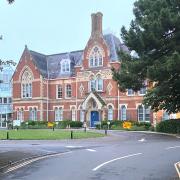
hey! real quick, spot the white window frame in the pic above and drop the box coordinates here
[21,69,33,99]
[66,84,72,98]
[61,59,70,73]
[89,75,103,92]
[108,105,113,121]
[54,107,63,121]
[121,105,127,121]
[17,108,24,122]
[56,84,63,99]
[96,76,103,91]
[89,46,103,68]
[29,107,37,121]
[71,108,76,121]
[137,105,150,122]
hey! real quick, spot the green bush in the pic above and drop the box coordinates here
[96,120,123,129]
[133,122,151,130]
[156,119,180,134]
[57,120,83,129]
[69,121,83,128]
[57,120,70,129]
[20,121,48,129]
[95,120,152,131]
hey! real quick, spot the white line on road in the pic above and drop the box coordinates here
[165,145,180,150]
[66,146,83,148]
[92,153,142,171]
[86,149,96,152]
[4,151,72,174]
[174,161,180,178]
[138,138,146,142]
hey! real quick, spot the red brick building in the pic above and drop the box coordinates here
[12,12,153,127]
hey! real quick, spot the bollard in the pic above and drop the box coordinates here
[84,127,86,133]
[71,130,73,139]
[105,129,107,136]
[7,132,9,140]
[53,127,55,131]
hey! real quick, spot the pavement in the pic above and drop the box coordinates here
[0,130,180,180]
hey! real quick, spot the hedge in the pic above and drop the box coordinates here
[95,120,151,130]
[57,120,83,129]
[156,119,180,134]
[20,120,83,129]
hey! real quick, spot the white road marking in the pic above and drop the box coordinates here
[66,146,83,148]
[174,161,180,178]
[4,151,72,174]
[92,153,142,171]
[86,149,96,152]
[36,149,56,153]
[165,145,180,150]
[138,138,146,142]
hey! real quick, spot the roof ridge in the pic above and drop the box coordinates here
[30,50,46,56]
[46,50,83,57]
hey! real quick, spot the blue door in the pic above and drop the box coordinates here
[91,111,99,127]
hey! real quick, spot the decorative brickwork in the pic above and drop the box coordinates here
[12,12,154,127]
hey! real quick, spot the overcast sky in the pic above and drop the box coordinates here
[0,0,135,63]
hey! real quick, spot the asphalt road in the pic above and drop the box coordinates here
[0,131,180,180]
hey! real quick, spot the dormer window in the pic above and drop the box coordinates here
[89,46,103,67]
[61,59,70,73]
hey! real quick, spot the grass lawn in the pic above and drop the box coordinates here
[0,129,104,140]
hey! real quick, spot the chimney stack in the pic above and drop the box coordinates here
[91,12,103,38]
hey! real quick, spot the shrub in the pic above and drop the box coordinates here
[57,120,83,129]
[69,121,83,128]
[95,120,123,129]
[156,119,180,134]
[20,121,48,129]
[133,122,151,130]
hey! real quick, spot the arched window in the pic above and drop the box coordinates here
[89,76,96,91]
[89,46,103,67]
[54,107,63,121]
[138,105,150,122]
[29,107,33,120]
[29,107,37,121]
[55,107,60,121]
[17,108,24,122]
[71,107,76,121]
[61,59,70,73]
[121,105,127,121]
[57,85,63,99]
[89,75,103,92]
[96,75,103,91]
[21,69,33,98]
[108,105,113,121]
[34,108,37,121]
[138,105,144,121]
[66,84,72,97]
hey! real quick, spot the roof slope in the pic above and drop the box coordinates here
[30,51,48,78]
[28,34,128,79]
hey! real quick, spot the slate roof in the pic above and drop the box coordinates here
[30,51,48,78]
[29,33,129,79]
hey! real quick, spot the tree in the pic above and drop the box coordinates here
[7,0,14,4]
[112,0,180,113]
